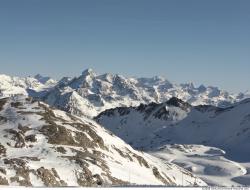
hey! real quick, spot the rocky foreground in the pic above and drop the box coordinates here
[0,97,206,187]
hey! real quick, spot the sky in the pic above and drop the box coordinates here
[0,0,249,92]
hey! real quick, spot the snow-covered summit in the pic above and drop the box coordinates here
[81,68,96,77]
[34,74,56,86]
[0,74,56,98]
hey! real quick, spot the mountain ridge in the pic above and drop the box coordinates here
[1,69,249,119]
[95,97,250,161]
[41,69,249,118]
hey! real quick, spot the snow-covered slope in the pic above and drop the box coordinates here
[0,97,206,187]
[0,74,57,98]
[42,69,246,118]
[96,97,250,186]
[95,97,250,161]
[150,144,250,186]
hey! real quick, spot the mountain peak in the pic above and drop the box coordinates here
[81,68,96,77]
[198,84,207,92]
[152,75,165,81]
[166,97,191,110]
[167,97,185,104]
[181,82,195,89]
[34,74,51,84]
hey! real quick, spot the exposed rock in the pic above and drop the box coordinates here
[37,167,64,187]
[55,146,67,154]
[132,154,150,168]
[0,143,6,156]
[18,123,32,133]
[0,176,9,185]
[0,116,7,123]
[4,158,33,186]
[153,167,174,185]
[25,134,37,142]
[0,168,6,175]
[0,98,8,111]
[11,102,23,108]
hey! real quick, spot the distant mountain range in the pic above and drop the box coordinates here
[0,69,249,118]
[0,74,56,97]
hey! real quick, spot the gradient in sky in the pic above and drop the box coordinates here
[0,0,249,92]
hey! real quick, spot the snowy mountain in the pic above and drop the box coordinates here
[42,69,247,118]
[0,70,248,119]
[34,74,56,86]
[150,144,250,186]
[95,97,250,159]
[95,97,250,186]
[0,74,57,98]
[0,96,206,187]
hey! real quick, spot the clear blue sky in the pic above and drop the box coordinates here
[0,0,249,92]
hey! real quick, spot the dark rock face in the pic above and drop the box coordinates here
[166,97,191,111]
[0,144,6,156]
[95,107,133,121]
[96,97,191,122]
[4,129,26,148]
[37,167,67,187]
[3,158,33,187]
[11,102,23,108]
[153,167,174,185]
[0,98,8,111]
[25,135,37,142]
[0,176,9,185]
[194,105,218,113]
